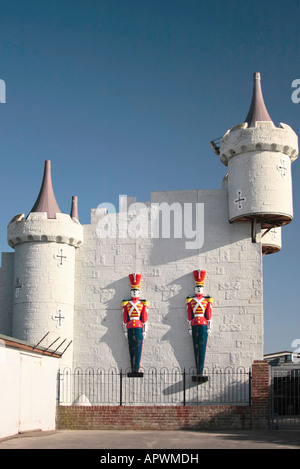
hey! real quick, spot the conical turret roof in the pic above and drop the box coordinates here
[244,72,273,127]
[29,160,61,219]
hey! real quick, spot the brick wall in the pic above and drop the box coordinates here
[251,360,270,428]
[56,361,269,431]
[56,405,252,431]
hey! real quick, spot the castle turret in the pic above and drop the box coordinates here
[261,227,281,255]
[7,160,83,367]
[219,72,298,230]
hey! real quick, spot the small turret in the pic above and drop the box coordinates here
[261,227,281,255]
[219,72,298,229]
[70,195,79,221]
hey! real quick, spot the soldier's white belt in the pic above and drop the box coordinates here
[193,299,205,314]
[129,301,142,315]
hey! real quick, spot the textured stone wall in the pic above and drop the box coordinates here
[0,253,14,336]
[73,187,263,374]
[6,212,84,368]
[12,241,76,366]
[0,187,264,378]
[220,121,298,223]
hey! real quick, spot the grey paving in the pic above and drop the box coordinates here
[0,429,299,450]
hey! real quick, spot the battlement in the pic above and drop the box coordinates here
[220,121,298,165]
[7,212,84,248]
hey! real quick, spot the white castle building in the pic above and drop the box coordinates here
[0,73,298,383]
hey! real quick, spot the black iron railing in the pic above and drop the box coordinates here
[57,366,251,406]
[269,368,300,428]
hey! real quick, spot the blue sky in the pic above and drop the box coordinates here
[0,0,299,354]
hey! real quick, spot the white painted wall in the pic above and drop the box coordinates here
[0,344,20,439]
[7,212,84,368]
[73,187,263,375]
[220,121,298,224]
[0,340,59,439]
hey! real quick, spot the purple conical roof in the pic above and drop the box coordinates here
[244,72,273,127]
[29,160,61,219]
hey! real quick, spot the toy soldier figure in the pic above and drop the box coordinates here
[122,273,148,377]
[186,270,213,383]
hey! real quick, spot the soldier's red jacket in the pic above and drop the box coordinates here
[122,298,148,329]
[186,295,213,326]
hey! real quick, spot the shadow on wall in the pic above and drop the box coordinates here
[148,188,253,266]
[96,272,214,374]
[96,273,197,372]
[98,277,135,370]
[159,272,196,370]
